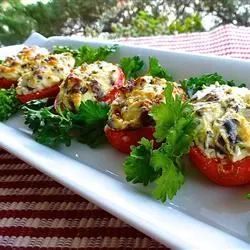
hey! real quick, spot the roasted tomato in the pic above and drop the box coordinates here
[105,76,185,153]
[101,68,125,104]
[0,47,49,89]
[17,85,60,103]
[189,146,250,186]
[15,53,75,104]
[105,125,155,154]
[190,84,250,186]
[0,78,17,89]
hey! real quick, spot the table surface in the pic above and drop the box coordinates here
[0,24,249,249]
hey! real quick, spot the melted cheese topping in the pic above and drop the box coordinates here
[16,53,75,95]
[108,76,185,130]
[56,61,121,110]
[192,84,250,161]
[0,46,48,81]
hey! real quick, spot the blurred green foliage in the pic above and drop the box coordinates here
[112,11,203,37]
[0,0,249,46]
[168,14,204,34]
[0,0,116,45]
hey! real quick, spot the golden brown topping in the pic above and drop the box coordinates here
[108,76,185,130]
[56,61,122,110]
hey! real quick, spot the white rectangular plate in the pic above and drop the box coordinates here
[0,33,249,249]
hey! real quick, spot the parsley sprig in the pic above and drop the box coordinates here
[71,101,110,147]
[148,57,173,81]
[125,138,159,185]
[119,56,173,81]
[23,106,72,147]
[119,56,144,79]
[53,44,118,66]
[181,73,245,97]
[23,100,109,148]
[124,84,198,202]
[0,88,21,121]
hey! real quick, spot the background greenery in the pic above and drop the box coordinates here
[0,0,249,46]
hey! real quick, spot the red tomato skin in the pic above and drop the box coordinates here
[17,84,60,103]
[101,68,125,104]
[0,78,17,89]
[105,126,155,154]
[189,146,250,186]
[101,88,121,104]
[115,68,125,88]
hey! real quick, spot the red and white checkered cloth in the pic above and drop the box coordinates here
[0,24,249,249]
[117,24,250,59]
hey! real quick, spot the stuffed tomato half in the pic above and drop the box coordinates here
[190,84,250,186]
[105,76,186,154]
[0,46,48,89]
[55,61,125,111]
[16,53,75,103]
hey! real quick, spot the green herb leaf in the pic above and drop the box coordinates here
[73,124,108,148]
[124,83,197,202]
[53,44,118,66]
[151,151,184,202]
[149,84,197,201]
[150,84,192,142]
[76,44,118,65]
[23,100,110,148]
[24,98,54,110]
[124,138,159,185]
[71,100,110,147]
[247,193,250,199]
[0,88,20,121]
[119,56,144,79]
[52,46,78,56]
[181,73,246,97]
[72,100,109,125]
[23,106,72,147]
[162,116,198,160]
[148,57,173,81]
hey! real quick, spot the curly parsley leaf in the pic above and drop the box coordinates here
[0,88,21,121]
[0,59,3,64]
[75,125,108,148]
[71,100,110,147]
[148,57,173,81]
[124,138,159,185]
[23,100,110,148]
[72,100,109,125]
[24,98,55,110]
[53,44,118,66]
[124,83,197,202]
[247,193,250,199]
[23,106,72,147]
[181,73,246,97]
[119,56,144,79]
